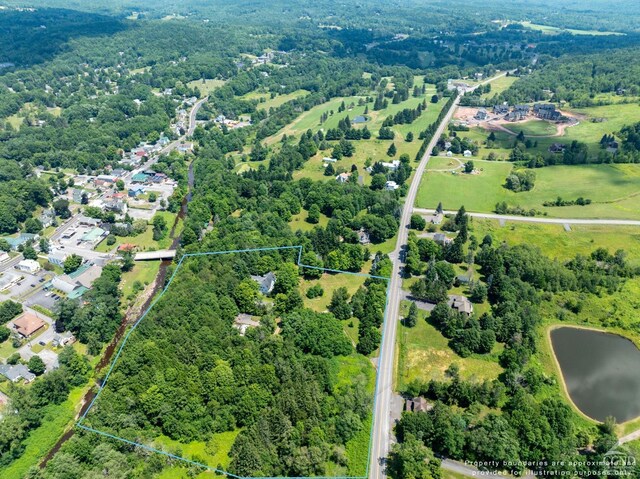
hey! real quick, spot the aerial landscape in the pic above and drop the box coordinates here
[0,1,639,478]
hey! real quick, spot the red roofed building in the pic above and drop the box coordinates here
[13,312,46,338]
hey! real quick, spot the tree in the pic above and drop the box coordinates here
[469,282,487,303]
[274,263,299,295]
[307,204,320,224]
[328,287,351,320]
[116,179,125,191]
[410,214,426,231]
[106,235,116,246]
[405,131,414,142]
[148,192,157,202]
[63,254,83,274]
[24,218,43,234]
[22,245,38,260]
[152,214,167,241]
[39,238,50,253]
[464,160,474,173]
[0,239,10,252]
[388,434,438,479]
[80,192,89,205]
[371,174,387,190]
[121,250,134,272]
[405,302,418,327]
[28,355,46,375]
[387,143,397,157]
[53,199,71,219]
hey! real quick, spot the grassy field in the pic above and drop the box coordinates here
[120,261,161,308]
[187,78,226,96]
[301,272,367,312]
[153,430,239,471]
[472,219,640,266]
[242,89,309,110]
[502,119,558,137]
[395,301,503,391]
[288,209,329,232]
[519,21,624,36]
[0,386,88,479]
[481,75,518,99]
[416,162,640,219]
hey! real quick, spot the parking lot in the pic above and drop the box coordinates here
[56,223,103,251]
[23,288,60,312]
[0,269,50,302]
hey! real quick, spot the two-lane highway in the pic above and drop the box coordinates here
[369,94,460,479]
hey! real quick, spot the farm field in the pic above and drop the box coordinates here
[395,301,503,391]
[416,162,640,220]
[472,219,640,266]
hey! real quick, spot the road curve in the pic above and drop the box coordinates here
[369,94,460,479]
[414,209,640,226]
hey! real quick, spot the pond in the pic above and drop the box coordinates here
[551,327,640,422]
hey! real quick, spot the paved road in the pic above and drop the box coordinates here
[187,96,208,136]
[414,209,640,226]
[0,254,23,274]
[369,94,460,479]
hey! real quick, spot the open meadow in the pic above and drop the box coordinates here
[416,161,640,219]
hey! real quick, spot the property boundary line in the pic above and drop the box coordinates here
[76,245,393,479]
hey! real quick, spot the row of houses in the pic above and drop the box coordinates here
[485,103,564,122]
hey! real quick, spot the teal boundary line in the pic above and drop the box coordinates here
[76,245,392,479]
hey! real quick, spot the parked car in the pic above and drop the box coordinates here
[38,340,46,346]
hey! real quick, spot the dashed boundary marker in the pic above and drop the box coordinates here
[77,245,392,479]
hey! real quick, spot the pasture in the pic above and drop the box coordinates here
[416,162,640,220]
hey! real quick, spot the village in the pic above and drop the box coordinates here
[0,93,202,388]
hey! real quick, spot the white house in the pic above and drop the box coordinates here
[463,150,472,157]
[16,259,41,274]
[381,160,401,171]
[385,181,399,191]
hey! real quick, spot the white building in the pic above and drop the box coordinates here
[385,181,399,191]
[463,150,472,157]
[381,160,400,171]
[0,251,9,263]
[16,259,41,274]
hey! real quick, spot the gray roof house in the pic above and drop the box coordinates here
[0,364,36,383]
[448,295,474,316]
[251,272,276,294]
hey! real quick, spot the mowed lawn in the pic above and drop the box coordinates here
[395,301,503,391]
[481,74,518,99]
[301,272,367,312]
[416,162,640,219]
[472,219,640,267]
[502,119,558,137]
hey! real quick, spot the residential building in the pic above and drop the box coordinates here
[233,313,261,336]
[463,150,472,157]
[405,397,431,413]
[433,233,452,245]
[52,331,75,347]
[13,312,46,338]
[533,103,562,121]
[0,364,35,383]
[78,216,101,227]
[336,172,351,183]
[549,143,566,154]
[323,157,337,163]
[493,104,510,115]
[449,295,474,316]
[104,200,127,215]
[474,108,488,120]
[357,228,371,245]
[128,186,145,197]
[16,259,41,274]
[0,251,9,263]
[48,251,68,267]
[5,233,38,250]
[39,208,55,228]
[251,272,276,294]
[385,180,399,191]
[381,160,401,171]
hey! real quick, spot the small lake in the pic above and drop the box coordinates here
[551,327,640,422]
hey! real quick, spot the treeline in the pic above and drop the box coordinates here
[415,94,457,161]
